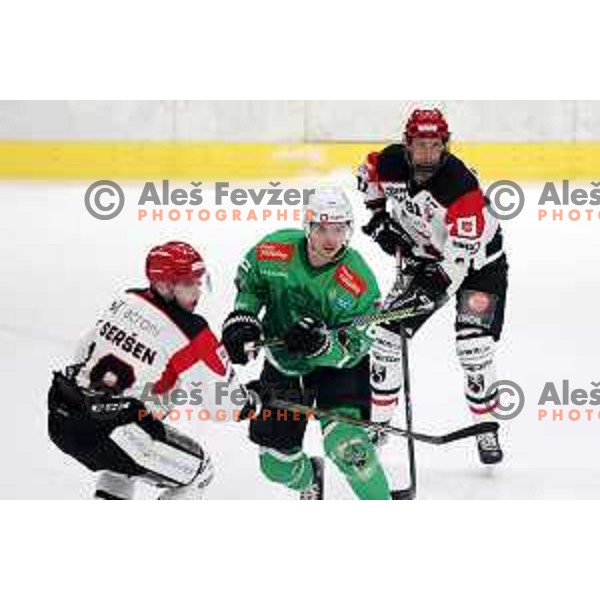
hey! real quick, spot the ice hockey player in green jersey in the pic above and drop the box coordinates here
[222,187,392,500]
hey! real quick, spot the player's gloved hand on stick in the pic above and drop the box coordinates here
[284,316,331,358]
[362,211,415,257]
[388,261,451,313]
[222,310,263,365]
[410,261,451,306]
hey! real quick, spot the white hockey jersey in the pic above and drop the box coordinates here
[358,145,505,293]
[73,288,240,421]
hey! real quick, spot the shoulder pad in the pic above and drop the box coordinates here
[430,153,480,205]
[376,144,411,182]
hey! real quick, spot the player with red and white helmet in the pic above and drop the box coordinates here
[145,240,210,312]
[48,241,232,499]
[357,108,509,465]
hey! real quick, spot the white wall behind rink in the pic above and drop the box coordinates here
[0,100,599,142]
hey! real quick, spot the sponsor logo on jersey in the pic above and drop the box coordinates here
[382,182,409,202]
[256,242,294,262]
[109,299,126,315]
[122,306,162,338]
[262,269,289,279]
[451,238,481,255]
[334,264,367,297]
[457,215,478,238]
[336,296,354,310]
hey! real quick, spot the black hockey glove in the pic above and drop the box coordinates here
[284,316,331,358]
[362,211,415,257]
[222,310,263,365]
[381,261,451,338]
[388,261,451,315]
[412,261,452,305]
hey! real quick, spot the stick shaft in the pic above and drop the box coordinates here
[267,397,497,445]
[247,303,433,353]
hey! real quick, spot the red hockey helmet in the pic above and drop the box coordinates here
[404,108,450,143]
[146,241,206,285]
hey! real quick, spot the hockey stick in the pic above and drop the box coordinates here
[244,301,435,354]
[391,249,417,501]
[267,397,498,445]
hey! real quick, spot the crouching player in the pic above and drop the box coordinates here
[48,241,231,499]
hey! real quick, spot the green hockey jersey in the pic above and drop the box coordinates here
[233,229,381,376]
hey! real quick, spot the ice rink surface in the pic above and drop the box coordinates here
[1,175,600,499]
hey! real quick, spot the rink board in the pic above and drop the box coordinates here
[0,141,599,181]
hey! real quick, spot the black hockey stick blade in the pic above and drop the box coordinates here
[391,488,416,500]
[424,420,499,445]
[368,416,498,445]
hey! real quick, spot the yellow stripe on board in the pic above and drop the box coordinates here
[0,141,598,181]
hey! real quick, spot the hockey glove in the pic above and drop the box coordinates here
[362,211,415,257]
[388,260,451,311]
[380,261,451,337]
[222,310,263,365]
[412,261,452,305]
[284,316,331,358]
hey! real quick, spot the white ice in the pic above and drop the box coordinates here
[1,175,599,499]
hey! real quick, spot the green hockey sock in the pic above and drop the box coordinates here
[321,407,391,500]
